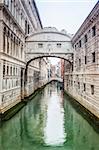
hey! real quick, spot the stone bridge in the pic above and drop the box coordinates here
[49,77,63,83]
[24,27,73,97]
[25,27,73,65]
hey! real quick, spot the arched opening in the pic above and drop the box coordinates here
[23,55,73,98]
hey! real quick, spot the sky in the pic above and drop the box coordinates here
[36,0,98,34]
[35,0,98,65]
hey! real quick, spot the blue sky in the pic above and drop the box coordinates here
[36,0,98,34]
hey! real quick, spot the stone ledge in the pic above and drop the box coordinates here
[64,90,99,133]
[0,80,54,122]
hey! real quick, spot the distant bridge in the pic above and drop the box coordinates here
[49,77,63,83]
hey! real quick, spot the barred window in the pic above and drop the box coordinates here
[13,67,15,76]
[79,59,81,67]
[7,66,9,75]
[57,43,61,48]
[78,82,80,89]
[92,25,96,37]
[10,66,12,75]
[3,31,6,52]
[38,43,43,48]
[83,83,86,91]
[79,40,81,48]
[91,85,94,95]
[28,24,30,34]
[85,56,87,64]
[84,34,88,43]
[3,64,5,77]
[92,52,95,63]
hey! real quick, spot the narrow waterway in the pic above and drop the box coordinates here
[0,82,99,150]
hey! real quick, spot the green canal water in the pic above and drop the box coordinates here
[0,82,99,150]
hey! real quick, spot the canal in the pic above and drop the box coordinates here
[0,82,99,150]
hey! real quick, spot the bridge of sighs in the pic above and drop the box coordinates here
[24,27,73,97]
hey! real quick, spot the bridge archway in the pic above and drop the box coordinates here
[25,27,73,62]
[24,55,73,97]
[24,27,73,97]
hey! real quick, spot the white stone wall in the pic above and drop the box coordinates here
[40,58,48,86]
[25,27,73,61]
[64,2,99,118]
[0,0,42,113]
[26,60,40,96]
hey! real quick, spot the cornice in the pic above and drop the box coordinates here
[33,0,43,28]
[26,31,72,40]
[2,4,25,35]
[72,1,99,44]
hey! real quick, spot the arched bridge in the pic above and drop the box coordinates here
[24,27,73,98]
[25,27,73,64]
[49,77,63,83]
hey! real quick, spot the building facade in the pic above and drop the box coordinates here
[1,0,99,120]
[64,1,99,118]
[0,1,72,114]
[0,0,43,113]
[25,27,72,61]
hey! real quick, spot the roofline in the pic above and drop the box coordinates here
[33,0,43,28]
[72,1,99,43]
[26,31,72,39]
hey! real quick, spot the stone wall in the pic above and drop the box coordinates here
[64,2,99,118]
[0,0,43,114]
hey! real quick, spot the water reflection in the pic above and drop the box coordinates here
[64,94,99,150]
[0,82,99,150]
[44,86,66,146]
